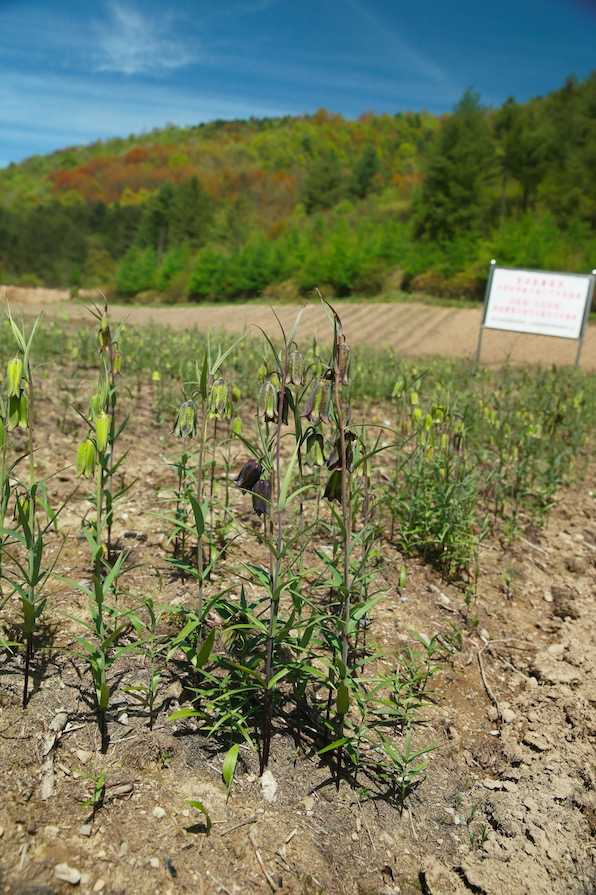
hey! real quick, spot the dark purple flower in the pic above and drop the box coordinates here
[234,459,263,492]
[252,479,272,516]
[323,469,343,503]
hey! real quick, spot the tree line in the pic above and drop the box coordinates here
[0,74,594,302]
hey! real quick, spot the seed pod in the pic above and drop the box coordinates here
[95,411,110,453]
[234,459,263,492]
[172,400,197,439]
[288,347,304,386]
[258,380,278,423]
[208,378,232,420]
[76,438,96,478]
[337,337,350,386]
[7,356,23,398]
[251,478,271,516]
[301,378,331,424]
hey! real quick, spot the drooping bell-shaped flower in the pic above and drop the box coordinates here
[337,336,351,386]
[234,458,263,492]
[76,438,97,478]
[258,380,278,423]
[252,478,272,516]
[208,378,232,420]
[172,400,197,439]
[301,377,331,424]
[95,411,110,453]
[288,347,304,386]
[323,469,343,504]
[7,355,23,398]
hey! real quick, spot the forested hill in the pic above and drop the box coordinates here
[0,73,594,303]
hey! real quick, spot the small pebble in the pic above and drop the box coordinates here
[150,857,160,869]
[55,863,81,885]
[260,770,278,803]
[78,823,92,837]
[75,749,93,765]
[152,806,166,819]
[93,880,106,893]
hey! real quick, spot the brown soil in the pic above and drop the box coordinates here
[0,288,594,895]
[2,285,596,370]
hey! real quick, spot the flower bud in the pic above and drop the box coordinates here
[17,389,29,429]
[112,342,122,375]
[234,458,263,492]
[231,385,241,403]
[98,327,110,352]
[301,378,331,424]
[258,380,278,423]
[152,370,161,382]
[7,395,20,432]
[98,309,111,351]
[232,416,243,436]
[76,438,96,478]
[337,337,350,386]
[172,400,197,439]
[89,393,104,419]
[208,378,232,420]
[95,411,110,453]
[251,479,271,516]
[7,356,23,398]
[288,347,304,386]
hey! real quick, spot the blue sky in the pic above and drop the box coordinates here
[0,0,594,168]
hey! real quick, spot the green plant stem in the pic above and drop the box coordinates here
[23,361,36,708]
[195,392,210,630]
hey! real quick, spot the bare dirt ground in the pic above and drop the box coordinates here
[2,285,595,371]
[0,287,594,895]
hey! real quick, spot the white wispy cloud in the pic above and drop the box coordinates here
[341,0,453,85]
[92,1,198,75]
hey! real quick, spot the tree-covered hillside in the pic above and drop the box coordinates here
[0,74,594,303]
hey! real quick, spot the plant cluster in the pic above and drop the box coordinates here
[0,302,594,813]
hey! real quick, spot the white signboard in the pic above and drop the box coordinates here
[483,266,593,340]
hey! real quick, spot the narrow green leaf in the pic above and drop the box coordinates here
[222,743,239,794]
[186,800,212,834]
